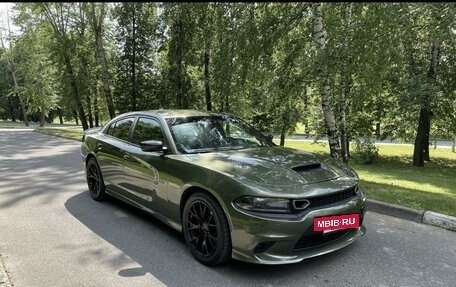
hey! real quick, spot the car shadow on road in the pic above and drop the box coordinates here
[0,131,85,209]
[65,191,360,287]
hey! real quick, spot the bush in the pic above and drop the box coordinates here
[353,138,379,164]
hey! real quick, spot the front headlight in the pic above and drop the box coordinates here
[234,196,292,213]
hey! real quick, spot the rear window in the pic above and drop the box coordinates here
[108,118,134,141]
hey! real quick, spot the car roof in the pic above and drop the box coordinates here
[118,109,225,119]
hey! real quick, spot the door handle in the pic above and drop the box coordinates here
[123,154,130,160]
[97,143,103,150]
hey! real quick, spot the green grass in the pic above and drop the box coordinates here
[36,127,84,141]
[280,140,456,217]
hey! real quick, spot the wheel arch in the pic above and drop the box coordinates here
[180,185,233,232]
[85,152,98,166]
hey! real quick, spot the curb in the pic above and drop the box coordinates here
[367,199,456,232]
[0,256,12,287]
[422,211,456,232]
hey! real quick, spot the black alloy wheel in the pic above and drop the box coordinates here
[183,193,231,265]
[86,157,106,201]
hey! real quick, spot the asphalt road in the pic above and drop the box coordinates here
[0,129,455,287]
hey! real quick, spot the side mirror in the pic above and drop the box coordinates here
[140,140,166,152]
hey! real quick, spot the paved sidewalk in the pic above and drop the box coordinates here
[0,256,11,287]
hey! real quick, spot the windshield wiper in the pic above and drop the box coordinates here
[212,146,253,152]
[176,143,191,154]
[186,148,216,154]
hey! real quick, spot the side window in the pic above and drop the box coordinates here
[131,117,165,145]
[111,118,134,141]
[223,121,246,139]
[106,123,114,136]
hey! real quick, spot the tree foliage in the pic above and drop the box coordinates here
[0,2,455,165]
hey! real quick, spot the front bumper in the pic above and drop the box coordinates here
[229,195,366,264]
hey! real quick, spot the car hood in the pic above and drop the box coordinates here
[180,147,355,187]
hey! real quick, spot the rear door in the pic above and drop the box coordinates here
[96,117,135,196]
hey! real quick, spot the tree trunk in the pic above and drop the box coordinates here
[424,139,430,161]
[9,97,16,122]
[452,135,455,153]
[204,39,212,111]
[312,3,341,160]
[224,92,230,112]
[346,98,352,159]
[17,93,29,126]
[131,5,137,111]
[86,94,94,128]
[58,108,64,124]
[11,70,29,126]
[412,39,440,166]
[73,110,79,125]
[375,123,381,139]
[280,133,285,147]
[64,54,89,130]
[89,3,116,119]
[94,93,99,127]
[339,3,352,164]
[413,107,431,167]
[40,108,46,127]
[322,81,341,159]
[173,16,186,109]
[339,80,348,163]
[280,109,287,147]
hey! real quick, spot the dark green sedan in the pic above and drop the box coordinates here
[81,110,366,265]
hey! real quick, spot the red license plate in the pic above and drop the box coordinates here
[313,214,360,232]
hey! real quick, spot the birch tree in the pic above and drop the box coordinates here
[312,3,341,160]
[85,3,116,119]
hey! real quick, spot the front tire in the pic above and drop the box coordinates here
[183,193,231,265]
[86,157,106,201]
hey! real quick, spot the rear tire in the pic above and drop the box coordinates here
[86,157,106,201]
[183,193,231,265]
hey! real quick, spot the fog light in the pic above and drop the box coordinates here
[254,241,275,253]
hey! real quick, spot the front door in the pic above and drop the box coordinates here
[121,117,170,215]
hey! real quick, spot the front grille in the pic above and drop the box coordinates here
[294,229,349,250]
[305,187,357,209]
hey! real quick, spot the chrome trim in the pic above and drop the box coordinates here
[292,199,310,210]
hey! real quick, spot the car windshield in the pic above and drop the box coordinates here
[166,115,274,153]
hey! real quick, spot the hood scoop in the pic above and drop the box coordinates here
[292,163,322,173]
[291,162,339,182]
